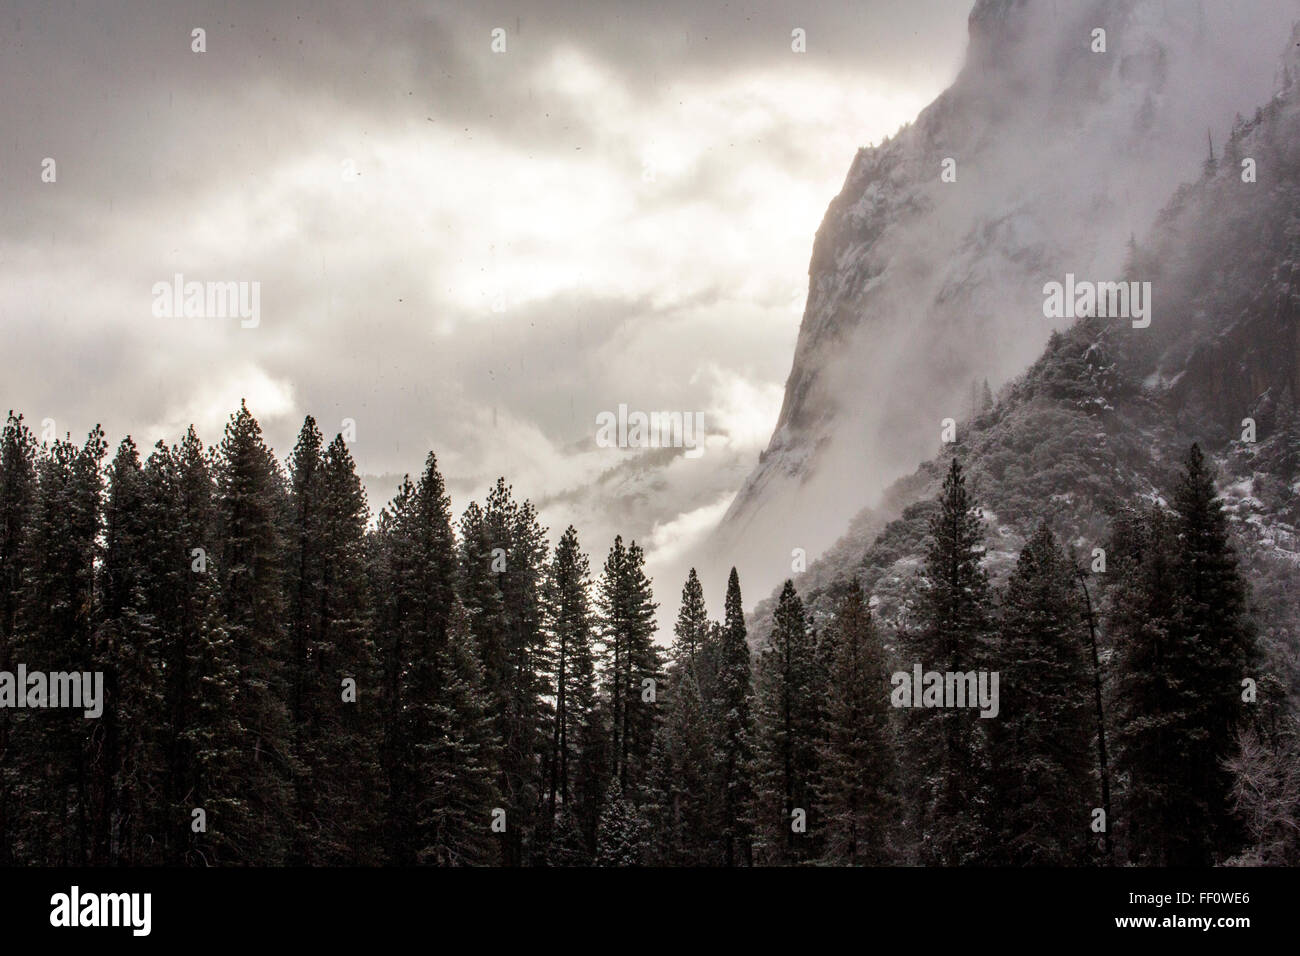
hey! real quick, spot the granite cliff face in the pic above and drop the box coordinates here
[702,0,1298,608]
[747,19,1300,648]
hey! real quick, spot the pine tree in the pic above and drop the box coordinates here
[672,568,709,671]
[376,455,499,865]
[987,522,1093,865]
[12,426,106,865]
[285,416,326,863]
[142,428,241,866]
[1122,233,1140,281]
[458,479,548,864]
[1102,444,1253,868]
[93,437,166,864]
[542,526,597,822]
[647,568,715,865]
[183,605,241,866]
[816,580,896,864]
[710,568,755,866]
[903,457,994,865]
[596,536,661,799]
[572,697,612,855]
[0,413,37,863]
[648,665,712,864]
[752,580,820,864]
[281,420,383,863]
[1110,448,1257,865]
[311,433,383,863]
[416,599,499,865]
[1107,504,1186,864]
[594,779,649,866]
[1171,444,1255,861]
[545,804,590,866]
[212,402,296,864]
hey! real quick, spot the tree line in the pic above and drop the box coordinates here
[0,405,1280,865]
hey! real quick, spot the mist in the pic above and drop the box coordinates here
[696,0,1300,617]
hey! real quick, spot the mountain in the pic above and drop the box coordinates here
[702,0,1300,608]
[749,23,1300,683]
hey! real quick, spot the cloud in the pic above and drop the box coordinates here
[144,366,297,450]
[647,493,736,571]
[0,0,972,628]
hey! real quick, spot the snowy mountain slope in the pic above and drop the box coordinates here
[702,0,1299,609]
[749,32,1300,672]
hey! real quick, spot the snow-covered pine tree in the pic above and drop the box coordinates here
[752,579,820,865]
[595,778,648,866]
[311,433,383,863]
[146,428,241,867]
[1171,444,1256,861]
[0,412,37,863]
[12,426,106,865]
[542,526,597,822]
[458,478,548,864]
[285,415,326,863]
[377,454,499,866]
[902,457,994,865]
[1106,504,1185,865]
[93,437,166,864]
[815,579,896,864]
[212,402,296,864]
[987,522,1093,865]
[597,536,661,800]
[647,568,715,864]
[710,568,755,866]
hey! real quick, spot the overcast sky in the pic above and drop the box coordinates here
[1,0,970,617]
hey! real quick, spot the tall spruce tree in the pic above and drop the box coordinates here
[647,568,715,865]
[1110,447,1256,865]
[13,426,106,864]
[311,433,383,863]
[285,416,326,863]
[672,569,709,671]
[93,437,165,864]
[0,412,37,863]
[815,580,896,864]
[596,536,661,799]
[903,457,994,865]
[283,420,383,864]
[417,597,499,866]
[987,522,1093,865]
[142,428,241,866]
[376,455,498,865]
[710,568,754,866]
[542,526,597,822]
[1171,444,1255,861]
[752,579,820,864]
[1107,504,1186,864]
[212,402,296,864]
[458,479,548,864]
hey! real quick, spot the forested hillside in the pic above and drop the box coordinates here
[747,24,1300,866]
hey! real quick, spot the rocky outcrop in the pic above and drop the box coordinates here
[702,0,1296,609]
